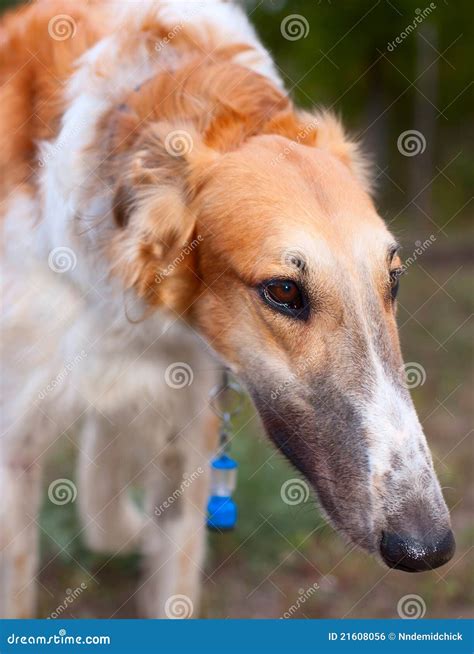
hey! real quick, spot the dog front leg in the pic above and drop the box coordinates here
[138,447,211,619]
[0,458,42,618]
[77,411,146,554]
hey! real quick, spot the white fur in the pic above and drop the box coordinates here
[0,0,277,618]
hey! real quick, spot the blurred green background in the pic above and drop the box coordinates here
[3,0,472,618]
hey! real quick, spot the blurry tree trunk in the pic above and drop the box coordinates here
[364,57,388,173]
[411,24,438,226]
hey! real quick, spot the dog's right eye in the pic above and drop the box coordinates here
[259,279,309,321]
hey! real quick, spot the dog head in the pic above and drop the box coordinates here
[108,80,454,572]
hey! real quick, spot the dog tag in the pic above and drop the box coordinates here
[206,454,238,531]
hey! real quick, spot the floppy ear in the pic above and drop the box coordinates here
[109,122,217,308]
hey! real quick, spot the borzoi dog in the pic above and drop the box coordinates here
[0,0,454,618]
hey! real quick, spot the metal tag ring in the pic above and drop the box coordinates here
[209,380,244,420]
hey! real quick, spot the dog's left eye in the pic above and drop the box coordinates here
[390,268,403,300]
[259,279,308,320]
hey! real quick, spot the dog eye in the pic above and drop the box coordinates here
[390,268,403,300]
[259,279,308,320]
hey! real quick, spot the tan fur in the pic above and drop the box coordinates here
[92,70,373,314]
[1,0,453,619]
[0,0,107,196]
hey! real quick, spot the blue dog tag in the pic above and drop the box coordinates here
[207,454,238,530]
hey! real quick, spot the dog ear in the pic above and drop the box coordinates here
[306,110,373,194]
[263,108,373,194]
[110,123,217,307]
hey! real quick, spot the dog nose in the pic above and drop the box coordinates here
[380,529,455,572]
